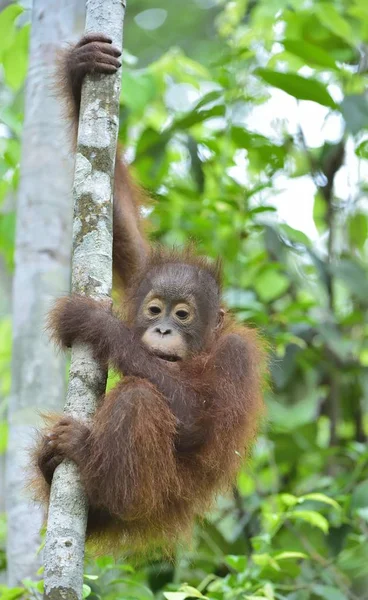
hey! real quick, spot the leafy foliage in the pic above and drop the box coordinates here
[1,0,368,599]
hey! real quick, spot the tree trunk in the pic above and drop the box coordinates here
[0,257,12,583]
[43,2,126,599]
[5,0,85,587]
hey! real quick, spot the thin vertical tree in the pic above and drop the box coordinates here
[6,0,85,586]
[43,2,126,599]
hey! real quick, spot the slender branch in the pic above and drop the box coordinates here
[43,2,126,599]
[298,125,345,446]
[322,143,344,446]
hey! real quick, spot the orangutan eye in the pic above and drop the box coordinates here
[176,309,189,320]
[144,299,164,319]
[173,303,193,323]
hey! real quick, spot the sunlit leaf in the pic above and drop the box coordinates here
[355,139,368,159]
[300,493,340,510]
[256,69,337,109]
[283,39,338,70]
[313,191,327,233]
[23,579,44,593]
[279,494,298,507]
[288,510,329,533]
[164,587,208,600]
[0,4,23,55]
[0,586,25,600]
[315,3,355,45]
[3,24,30,90]
[274,551,308,560]
[280,224,311,246]
[0,211,16,270]
[0,422,8,454]
[253,554,281,571]
[225,555,247,572]
[348,213,367,251]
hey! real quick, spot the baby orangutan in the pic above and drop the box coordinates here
[33,34,266,553]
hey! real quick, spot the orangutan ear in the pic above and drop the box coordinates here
[216,308,225,330]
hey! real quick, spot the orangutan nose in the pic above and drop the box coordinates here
[155,326,172,336]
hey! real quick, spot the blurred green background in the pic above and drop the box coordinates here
[1,0,368,599]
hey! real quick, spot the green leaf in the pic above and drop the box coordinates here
[360,349,368,366]
[312,584,347,600]
[315,3,355,45]
[0,107,23,137]
[274,551,308,560]
[313,192,327,233]
[107,579,153,600]
[106,369,120,392]
[283,39,338,70]
[164,589,208,600]
[348,213,368,250]
[279,493,299,507]
[179,586,207,599]
[0,422,8,454]
[263,583,275,600]
[254,269,289,302]
[338,536,368,577]
[256,69,337,109]
[0,4,23,55]
[194,90,223,111]
[95,555,115,569]
[164,594,190,600]
[121,70,157,115]
[351,480,368,511]
[225,555,247,572]
[355,139,368,159]
[173,103,225,130]
[299,493,340,510]
[3,24,30,90]
[253,554,281,571]
[82,584,91,598]
[288,509,329,533]
[341,95,368,134]
[268,392,320,430]
[333,258,368,302]
[0,586,25,600]
[0,211,16,270]
[357,507,368,522]
[280,224,311,246]
[23,579,44,593]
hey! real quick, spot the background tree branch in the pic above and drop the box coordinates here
[5,0,85,586]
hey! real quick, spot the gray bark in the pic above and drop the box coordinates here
[43,2,125,599]
[0,256,11,515]
[5,0,85,587]
[0,258,11,583]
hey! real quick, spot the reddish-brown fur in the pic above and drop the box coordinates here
[32,35,266,554]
